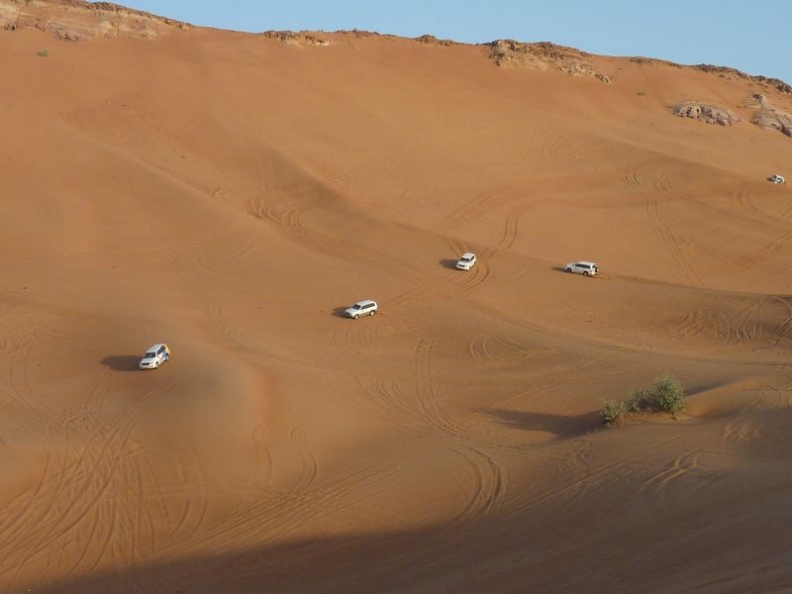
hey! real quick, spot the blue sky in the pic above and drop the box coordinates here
[122,1,792,84]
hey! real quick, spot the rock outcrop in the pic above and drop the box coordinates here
[695,64,791,95]
[0,0,188,40]
[750,93,792,137]
[487,40,612,83]
[673,102,741,126]
[259,30,330,47]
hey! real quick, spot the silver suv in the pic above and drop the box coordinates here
[565,261,598,276]
[456,252,477,271]
[139,343,171,369]
[345,300,378,319]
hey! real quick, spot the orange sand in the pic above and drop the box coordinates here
[1,19,792,594]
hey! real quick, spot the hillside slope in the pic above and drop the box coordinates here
[1,6,792,593]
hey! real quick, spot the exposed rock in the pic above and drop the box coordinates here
[749,94,792,137]
[0,0,189,41]
[627,59,790,94]
[673,102,741,126]
[260,30,330,47]
[695,64,792,94]
[487,40,612,83]
[415,34,454,46]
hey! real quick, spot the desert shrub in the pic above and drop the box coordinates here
[37,49,49,57]
[627,389,650,410]
[601,399,632,425]
[601,373,686,425]
[648,373,686,415]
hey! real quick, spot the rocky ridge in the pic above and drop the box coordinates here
[0,0,188,40]
[487,40,613,82]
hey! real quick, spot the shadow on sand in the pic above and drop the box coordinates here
[484,408,603,438]
[100,355,142,371]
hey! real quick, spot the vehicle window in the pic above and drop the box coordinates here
[145,352,155,358]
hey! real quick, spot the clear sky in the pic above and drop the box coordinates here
[122,0,792,85]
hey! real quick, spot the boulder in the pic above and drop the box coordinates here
[673,102,741,126]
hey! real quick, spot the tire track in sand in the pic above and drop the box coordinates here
[0,378,178,583]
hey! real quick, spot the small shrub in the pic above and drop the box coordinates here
[649,373,686,415]
[601,373,686,425]
[37,49,49,57]
[627,389,649,410]
[636,90,647,96]
[601,399,632,425]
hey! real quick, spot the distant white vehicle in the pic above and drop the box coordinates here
[345,299,378,319]
[768,174,785,184]
[565,261,599,276]
[456,252,477,271]
[139,343,170,369]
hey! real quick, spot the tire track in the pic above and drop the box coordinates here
[151,438,430,563]
[638,448,725,521]
[627,164,700,288]
[444,186,506,231]
[729,230,792,271]
[287,423,319,488]
[447,446,506,522]
[251,422,274,487]
[0,378,179,581]
[2,326,55,429]
[412,339,474,439]
[170,233,257,271]
[645,197,703,287]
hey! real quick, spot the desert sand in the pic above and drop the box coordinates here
[1,5,792,593]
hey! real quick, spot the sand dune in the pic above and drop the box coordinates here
[1,10,792,593]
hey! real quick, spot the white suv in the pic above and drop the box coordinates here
[456,252,477,270]
[768,174,785,184]
[139,343,170,369]
[565,261,598,276]
[345,300,378,319]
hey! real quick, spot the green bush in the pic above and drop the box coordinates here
[601,399,632,425]
[627,389,650,410]
[601,373,686,425]
[649,373,686,415]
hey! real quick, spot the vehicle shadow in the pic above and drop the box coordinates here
[100,355,141,371]
[332,306,350,318]
[552,266,569,273]
[439,258,459,270]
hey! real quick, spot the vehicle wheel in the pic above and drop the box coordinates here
[565,268,572,273]
[370,310,376,316]
[584,271,590,276]
[353,314,359,320]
